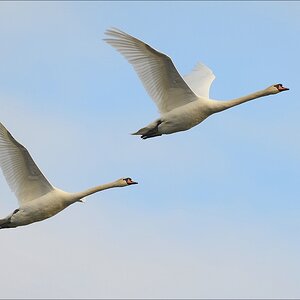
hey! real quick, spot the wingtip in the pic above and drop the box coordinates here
[104,27,128,38]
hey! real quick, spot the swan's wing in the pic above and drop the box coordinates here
[0,123,54,205]
[183,62,216,98]
[104,28,198,114]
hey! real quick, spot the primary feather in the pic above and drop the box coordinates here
[0,123,53,204]
[104,28,200,114]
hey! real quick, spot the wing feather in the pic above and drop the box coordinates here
[104,28,198,114]
[0,123,54,205]
[183,62,215,98]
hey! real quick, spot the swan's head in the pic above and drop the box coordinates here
[267,83,289,94]
[118,177,138,187]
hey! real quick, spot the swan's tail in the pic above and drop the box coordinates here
[0,217,12,229]
[131,120,162,140]
[0,209,19,229]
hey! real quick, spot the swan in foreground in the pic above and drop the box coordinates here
[104,28,289,139]
[0,122,137,229]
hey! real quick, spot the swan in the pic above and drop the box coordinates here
[0,122,138,229]
[104,28,289,139]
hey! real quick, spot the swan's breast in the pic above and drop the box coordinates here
[12,189,72,226]
[160,100,212,134]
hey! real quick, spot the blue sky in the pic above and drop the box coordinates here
[0,1,299,298]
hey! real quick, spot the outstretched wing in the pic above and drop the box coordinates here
[183,62,215,98]
[0,123,54,205]
[104,28,199,114]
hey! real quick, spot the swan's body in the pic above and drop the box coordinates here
[104,28,289,139]
[0,122,137,229]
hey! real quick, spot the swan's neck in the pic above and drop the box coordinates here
[212,88,272,113]
[72,181,122,201]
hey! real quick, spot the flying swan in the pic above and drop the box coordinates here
[104,28,289,139]
[0,122,137,229]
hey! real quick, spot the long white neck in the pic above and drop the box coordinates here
[210,88,273,113]
[72,181,123,201]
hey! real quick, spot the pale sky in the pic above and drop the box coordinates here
[0,1,299,299]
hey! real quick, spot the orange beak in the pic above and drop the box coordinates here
[128,178,138,185]
[279,85,289,91]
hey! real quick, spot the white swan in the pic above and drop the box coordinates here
[104,28,289,139]
[0,122,138,229]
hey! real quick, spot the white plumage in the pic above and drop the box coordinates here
[104,28,289,139]
[0,124,54,204]
[0,122,137,229]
